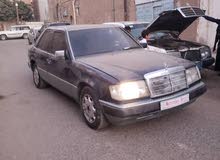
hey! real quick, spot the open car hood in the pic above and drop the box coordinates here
[145,7,205,35]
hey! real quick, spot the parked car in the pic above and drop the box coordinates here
[0,25,30,40]
[28,25,206,129]
[28,27,41,45]
[142,6,215,69]
[35,22,70,41]
[104,21,167,53]
[104,21,149,40]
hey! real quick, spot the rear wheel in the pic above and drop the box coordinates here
[23,33,28,39]
[33,65,47,89]
[28,38,32,45]
[0,34,7,40]
[80,86,108,130]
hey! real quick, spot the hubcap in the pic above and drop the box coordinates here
[82,94,96,123]
[33,68,40,85]
[24,35,28,39]
[1,35,6,40]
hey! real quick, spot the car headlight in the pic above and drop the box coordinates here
[186,66,201,85]
[109,80,150,101]
[200,47,211,59]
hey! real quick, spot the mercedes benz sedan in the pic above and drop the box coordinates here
[28,25,206,129]
[142,6,215,69]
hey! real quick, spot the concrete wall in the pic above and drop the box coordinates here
[197,0,220,49]
[136,0,174,22]
[47,0,58,22]
[75,0,136,24]
[37,0,49,22]
[49,0,136,24]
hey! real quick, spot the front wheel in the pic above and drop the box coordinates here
[0,34,7,40]
[80,86,108,130]
[33,65,47,89]
[23,33,28,39]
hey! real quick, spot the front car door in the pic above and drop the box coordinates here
[33,29,54,82]
[46,30,78,98]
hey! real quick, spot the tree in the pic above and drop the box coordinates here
[0,0,33,22]
[0,0,16,21]
[17,1,33,21]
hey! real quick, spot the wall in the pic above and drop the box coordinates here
[76,0,136,24]
[33,0,49,22]
[197,0,220,49]
[21,0,32,4]
[54,0,136,24]
[47,0,58,22]
[136,0,174,22]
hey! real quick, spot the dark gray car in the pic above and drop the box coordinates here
[142,7,215,69]
[28,25,206,129]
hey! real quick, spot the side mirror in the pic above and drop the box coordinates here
[55,50,65,59]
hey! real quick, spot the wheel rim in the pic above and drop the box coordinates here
[82,94,96,123]
[23,34,28,39]
[1,35,6,40]
[33,68,40,85]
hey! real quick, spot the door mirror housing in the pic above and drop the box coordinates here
[55,50,65,59]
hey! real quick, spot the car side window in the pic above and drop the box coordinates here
[36,30,53,53]
[51,31,67,53]
[51,31,70,59]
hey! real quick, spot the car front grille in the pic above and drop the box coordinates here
[144,67,188,98]
[181,50,201,61]
[178,7,205,17]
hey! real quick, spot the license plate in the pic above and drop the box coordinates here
[160,94,189,111]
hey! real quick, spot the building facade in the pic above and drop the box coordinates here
[45,0,136,24]
[32,0,49,21]
[21,0,32,4]
[135,0,174,22]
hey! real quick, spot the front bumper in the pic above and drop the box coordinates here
[100,82,206,125]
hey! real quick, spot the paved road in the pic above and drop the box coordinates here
[0,39,219,160]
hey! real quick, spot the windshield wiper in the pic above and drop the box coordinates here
[123,46,140,50]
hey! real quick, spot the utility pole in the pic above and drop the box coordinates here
[112,0,115,22]
[72,0,77,24]
[15,2,19,24]
[124,0,128,21]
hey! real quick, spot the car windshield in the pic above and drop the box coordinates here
[129,23,149,39]
[69,27,141,57]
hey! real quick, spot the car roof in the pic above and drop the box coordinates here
[47,22,71,26]
[104,21,150,27]
[48,24,118,32]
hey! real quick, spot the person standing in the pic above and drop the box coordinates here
[203,15,220,74]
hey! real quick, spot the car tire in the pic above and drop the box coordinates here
[80,86,109,130]
[0,34,7,40]
[23,33,28,39]
[28,38,32,45]
[33,65,47,89]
